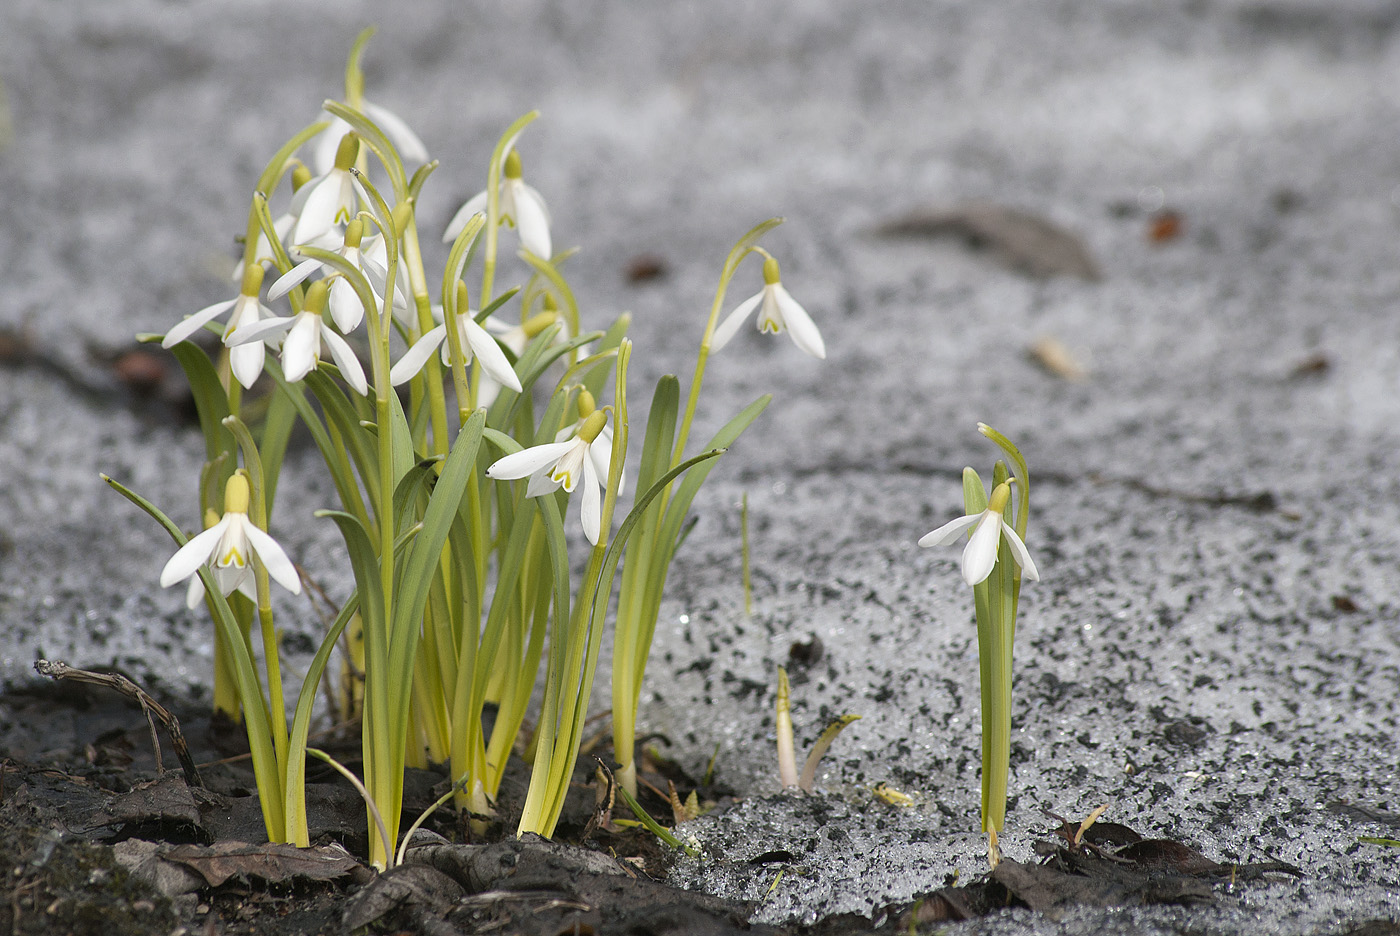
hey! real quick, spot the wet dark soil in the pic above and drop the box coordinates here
[0,675,1312,935]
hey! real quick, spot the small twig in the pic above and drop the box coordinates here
[34,660,203,788]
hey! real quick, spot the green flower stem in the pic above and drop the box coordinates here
[480,112,540,308]
[105,476,286,841]
[518,343,632,837]
[776,667,798,787]
[671,218,782,466]
[610,222,782,797]
[224,418,290,778]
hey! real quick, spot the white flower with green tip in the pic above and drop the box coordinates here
[710,257,825,360]
[226,280,368,395]
[291,133,366,246]
[162,265,273,389]
[485,401,615,545]
[918,481,1039,587]
[270,218,372,332]
[160,473,301,603]
[388,301,522,392]
[443,149,552,260]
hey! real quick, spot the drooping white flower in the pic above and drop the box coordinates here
[163,265,274,389]
[443,149,552,260]
[270,218,372,332]
[291,133,367,247]
[388,298,522,393]
[918,481,1039,587]
[160,473,301,603]
[485,400,615,545]
[311,102,428,176]
[710,257,825,360]
[226,280,369,395]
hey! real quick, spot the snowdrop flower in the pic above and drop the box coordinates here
[388,291,522,393]
[443,149,552,260]
[160,473,301,603]
[269,219,371,332]
[311,103,428,176]
[291,133,366,247]
[227,280,369,395]
[163,265,274,389]
[918,481,1039,587]
[710,257,825,360]
[485,396,615,545]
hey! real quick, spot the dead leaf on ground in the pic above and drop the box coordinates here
[1148,210,1184,243]
[1029,336,1087,381]
[161,841,361,887]
[874,202,1101,280]
[341,863,465,932]
[104,773,201,827]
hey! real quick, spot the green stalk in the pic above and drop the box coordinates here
[224,418,290,779]
[480,112,540,306]
[671,218,782,465]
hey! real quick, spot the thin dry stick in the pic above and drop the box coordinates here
[34,659,203,788]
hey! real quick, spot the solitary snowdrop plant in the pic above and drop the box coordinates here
[919,424,1038,868]
[159,472,301,602]
[710,254,825,359]
[919,479,1039,587]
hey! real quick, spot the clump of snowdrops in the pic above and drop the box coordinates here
[107,30,826,870]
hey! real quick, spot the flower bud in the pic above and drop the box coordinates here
[521,311,557,338]
[576,389,596,420]
[290,162,313,192]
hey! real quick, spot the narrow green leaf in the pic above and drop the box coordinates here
[103,475,284,840]
[164,342,234,465]
[256,381,299,515]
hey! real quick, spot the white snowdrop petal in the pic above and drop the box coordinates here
[917,513,980,548]
[320,325,368,395]
[229,342,266,390]
[709,291,763,352]
[961,513,1004,587]
[391,326,448,386]
[364,100,429,164]
[511,180,552,259]
[160,523,229,587]
[775,285,826,360]
[243,524,302,594]
[443,190,489,243]
[580,456,602,546]
[486,440,576,481]
[280,314,322,382]
[269,258,322,300]
[463,317,522,392]
[1001,524,1040,582]
[163,299,237,348]
[226,316,295,348]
